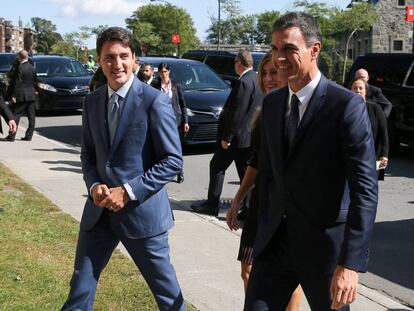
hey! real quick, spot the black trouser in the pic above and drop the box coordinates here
[244,220,350,311]
[207,146,251,207]
[9,101,35,139]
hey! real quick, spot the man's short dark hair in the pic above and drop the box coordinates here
[96,27,135,57]
[236,49,253,68]
[272,12,322,47]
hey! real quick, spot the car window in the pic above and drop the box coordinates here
[145,60,229,91]
[34,59,89,77]
[351,57,412,87]
[205,55,236,76]
[0,54,16,72]
[405,66,414,87]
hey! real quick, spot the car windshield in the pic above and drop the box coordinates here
[33,59,89,77]
[0,54,16,72]
[146,61,230,91]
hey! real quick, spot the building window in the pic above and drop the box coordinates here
[365,39,369,54]
[398,0,405,6]
[393,40,403,51]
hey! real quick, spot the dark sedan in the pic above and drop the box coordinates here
[32,55,92,112]
[140,57,231,145]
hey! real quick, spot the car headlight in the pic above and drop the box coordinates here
[186,108,195,116]
[38,82,57,92]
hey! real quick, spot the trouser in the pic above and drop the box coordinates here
[207,146,251,207]
[9,100,35,139]
[244,220,350,311]
[61,210,185,311]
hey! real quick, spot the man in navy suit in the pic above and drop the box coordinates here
[244,13,378,311]
[192,49,263,216]
[61,27,185,311]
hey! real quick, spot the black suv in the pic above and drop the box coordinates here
[181,50,266,87]
[346,53,414,151]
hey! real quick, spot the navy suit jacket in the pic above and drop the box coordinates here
[256,75,378,274]
[80,77,183,239]
[218,69,263,148]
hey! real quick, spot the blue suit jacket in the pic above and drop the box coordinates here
[256,75,378,274]
[80,77,183,239]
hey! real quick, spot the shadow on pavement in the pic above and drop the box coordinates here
[33,148,80,154]
[36,125,82,147]
[368,218,414,291]
[42,160,82,174]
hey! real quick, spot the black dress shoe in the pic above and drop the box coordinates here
[21,137,32,141]
[191,200,219,216]
[5,135,15,142]
[176,173,184,183]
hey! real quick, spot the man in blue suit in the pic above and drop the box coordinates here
[61,27,185,311]
[244,13,378,311]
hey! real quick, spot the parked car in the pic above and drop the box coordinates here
[139,57,231,145]
[346,53,414,151]
[0,52,17,97]
[181,50,266,87]
[32,55,92,112]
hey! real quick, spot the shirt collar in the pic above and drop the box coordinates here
[288,70,321,106]
[239,67,253,79]
[107,73,135,100]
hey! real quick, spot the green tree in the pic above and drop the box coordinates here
[293,0,338,78]
[255,10,280,45]
[331,2,377,82]
[206,0,244,45]
[50,33,77,58]
[126,4,199,56]
[31,17,62,54]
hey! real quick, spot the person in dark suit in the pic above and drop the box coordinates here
[151,63,189,183]
[191,49,263,216]
[355,68,392,118]
[244,12,378,311]
[61,27,185,311]
[0,95,17,136]
[350,77,389,180]
[7,50,38,141]
[226,52,303,310]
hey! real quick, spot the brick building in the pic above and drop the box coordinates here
[0,18,36,54]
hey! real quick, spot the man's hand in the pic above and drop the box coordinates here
[91,184,110,207]
[330,265,358,309]
[221,140,230,150]
[100,186,130,212]
[8,120,17,134]
[226,200,241,231]
[10,96,16,104]
[183,123,190,133]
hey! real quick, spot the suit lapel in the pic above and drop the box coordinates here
[110,77,143,153]
[268,87,288,171]
[287,75,328,159]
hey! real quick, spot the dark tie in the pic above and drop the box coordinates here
[285,94,300,153]
[108,93,120,144]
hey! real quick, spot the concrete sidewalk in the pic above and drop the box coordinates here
[0,128,412,311]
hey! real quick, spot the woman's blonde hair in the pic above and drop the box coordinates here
[256,51,273,93]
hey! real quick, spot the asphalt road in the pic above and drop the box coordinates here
[19,112,414,308]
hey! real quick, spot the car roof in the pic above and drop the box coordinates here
[183,50,265,55]
[31,55,78,61]
[140,57,204,66]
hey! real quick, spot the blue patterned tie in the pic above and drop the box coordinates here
[108,93,120,144]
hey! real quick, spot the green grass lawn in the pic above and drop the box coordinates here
[0,163,196,311]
